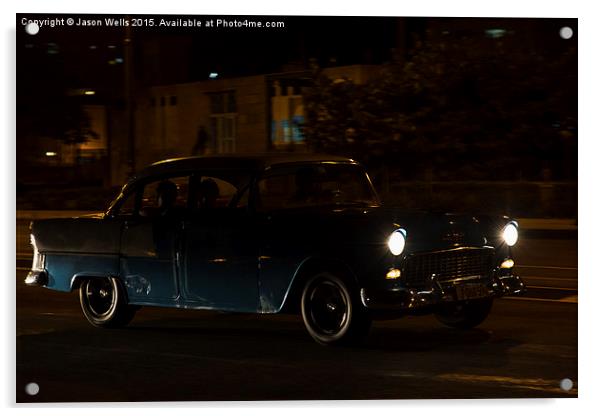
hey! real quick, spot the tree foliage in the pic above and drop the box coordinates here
[17,49,99,157]
[303,33,577,181]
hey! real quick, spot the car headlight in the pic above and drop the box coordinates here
[387,229,406,256]
[502,222,519,246]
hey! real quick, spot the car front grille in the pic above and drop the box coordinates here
[402,248,494,287]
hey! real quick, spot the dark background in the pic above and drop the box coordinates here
[16,15,577,218]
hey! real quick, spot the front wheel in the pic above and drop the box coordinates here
[434,297,493,329]
[301,272,371,346]
[79,277,137,328]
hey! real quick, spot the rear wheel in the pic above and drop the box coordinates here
[301,272,371,345]
[434,298,493,329]
[79,277,137,328]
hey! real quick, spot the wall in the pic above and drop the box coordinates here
[109,64,380,185]
[134,75,269,171]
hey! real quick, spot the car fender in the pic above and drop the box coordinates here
[274,255,360,314]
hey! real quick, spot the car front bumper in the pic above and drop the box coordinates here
[360,274,526,311]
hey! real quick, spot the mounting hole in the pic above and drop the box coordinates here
[559,27,573,40]
[25,382,40,396]
[25,22,40,36]
[560,378,573,391]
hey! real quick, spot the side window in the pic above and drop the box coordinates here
[114,191,138,217]
[189,176,238,210]
[235,185,250,209]
[256,164,377,211]
[257,174,296,211]
[139,176,190,217]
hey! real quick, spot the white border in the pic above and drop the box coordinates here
[3,1,600,415]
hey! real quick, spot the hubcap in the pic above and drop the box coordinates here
[308,280,349,335]
[86,279,116,317]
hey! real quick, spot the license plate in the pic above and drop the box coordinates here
[455,283,489,301]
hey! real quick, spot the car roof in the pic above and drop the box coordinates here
[128,153,357,184]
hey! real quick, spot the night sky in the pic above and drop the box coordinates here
[17,14,401,97]
[17,15,575,100]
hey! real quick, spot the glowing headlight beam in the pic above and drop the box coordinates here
[387,229,406,256]
[502,222,519,246]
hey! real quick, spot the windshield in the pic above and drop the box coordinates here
[257,163,380,211]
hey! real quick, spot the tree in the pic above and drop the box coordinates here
[303,31,577,181]
[17,47,99,165]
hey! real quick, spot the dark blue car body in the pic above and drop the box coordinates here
[26,154,525,344]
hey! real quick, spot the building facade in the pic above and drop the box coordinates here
[110,64,377,185]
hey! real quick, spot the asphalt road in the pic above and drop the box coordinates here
[15,221,578,402]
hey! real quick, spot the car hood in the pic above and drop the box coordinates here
[270,205,490,253]
[384,208,489,252]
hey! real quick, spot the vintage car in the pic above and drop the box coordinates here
[25,154,525,345]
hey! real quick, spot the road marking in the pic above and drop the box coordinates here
[17,328,56,337]
[435,373,577,394]
[517,265,578,271]
[526,285,577,291]
[505,296,577,304]
[522,276,577,282]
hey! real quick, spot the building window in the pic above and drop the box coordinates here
[210,115,236,154]
[271,94,305,146]
[208,91,237,154]
[170,95,177,106]
[160,96,166,107]
[209,90,236,114]
[150,97,156,107]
